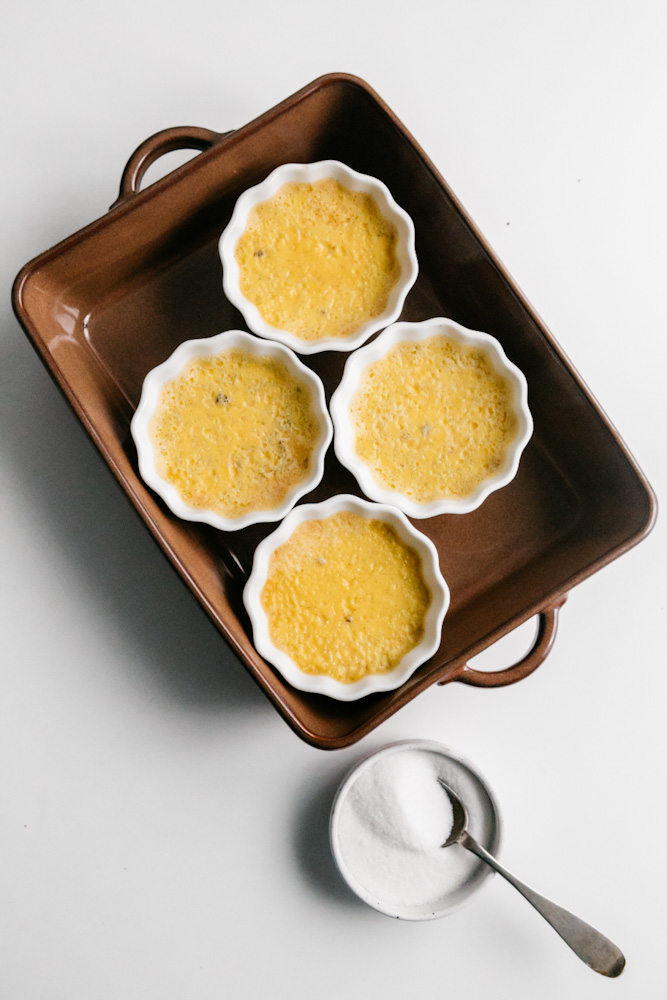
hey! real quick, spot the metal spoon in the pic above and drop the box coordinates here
[437,778,625,977]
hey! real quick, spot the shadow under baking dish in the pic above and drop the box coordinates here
[13,73,656,749]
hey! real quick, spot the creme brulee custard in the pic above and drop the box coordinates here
[235,179,400,342]
[149,348,320,518]
[351,335,518,503]
[260,512,431,684]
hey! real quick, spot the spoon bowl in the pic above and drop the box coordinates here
[438,778,468,848]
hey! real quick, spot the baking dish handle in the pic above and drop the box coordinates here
[445,596,568,688]
[111,126,229,208]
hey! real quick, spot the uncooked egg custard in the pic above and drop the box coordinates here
[149,349,320,518]
[235,179,400,342]
[351,336,518,503]
[260,512,431,683]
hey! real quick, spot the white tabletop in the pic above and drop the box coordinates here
[2,1,666,997]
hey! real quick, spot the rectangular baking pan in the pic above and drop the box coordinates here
[12,73,656,749]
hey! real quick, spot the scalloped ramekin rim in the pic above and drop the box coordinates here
[130,329,332,532]
[330,318,534,518]
[218,160,419,355]
[242,494,450,701]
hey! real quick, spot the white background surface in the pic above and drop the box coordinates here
[2,1,666,998]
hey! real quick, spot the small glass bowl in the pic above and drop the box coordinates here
[131,329,332,532]
[330,317,533,517]
[242,494,449,701]
[219,160,418,355]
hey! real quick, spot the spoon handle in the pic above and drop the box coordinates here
[458,831,625,977]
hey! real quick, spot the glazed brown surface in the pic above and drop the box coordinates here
[12,74,656,748]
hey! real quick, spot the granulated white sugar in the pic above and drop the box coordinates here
[350,749,453,851]
[336,748,491,916]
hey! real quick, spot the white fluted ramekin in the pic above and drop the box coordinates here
[131,330,332,532]
[243,494,449,701]
[330,318,533,518]
[219,160,418,355]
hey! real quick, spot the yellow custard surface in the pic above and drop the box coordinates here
[261,512,431,684]
[149,348,320,518]
[235,179,400,342]
[351,335,518,503]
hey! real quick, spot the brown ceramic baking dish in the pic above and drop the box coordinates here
[12,73,656,749]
